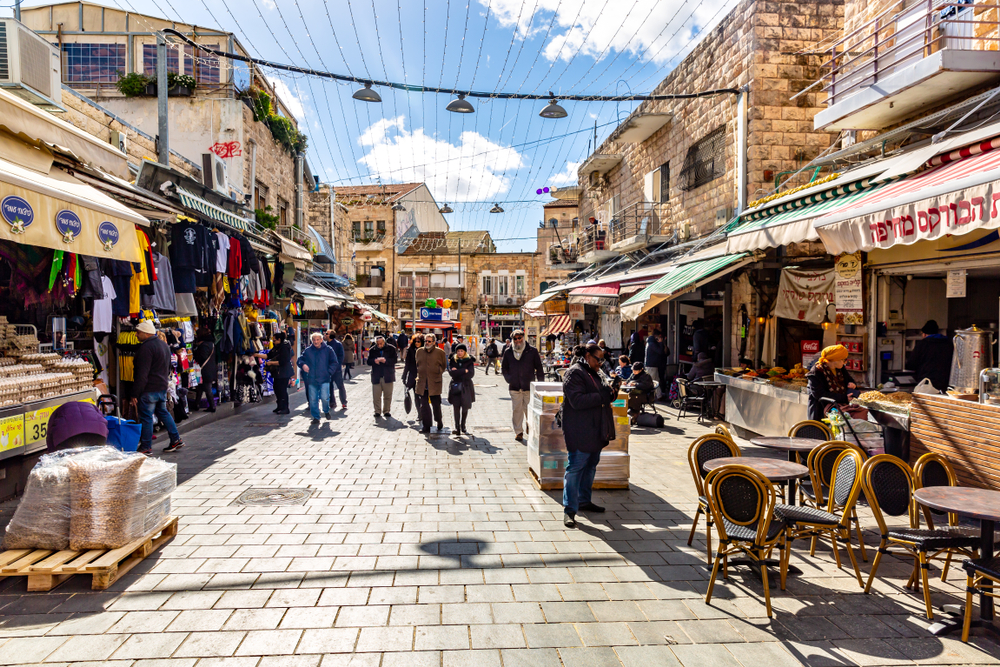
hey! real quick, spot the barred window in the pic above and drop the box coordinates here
[62,43,126,83]
[679,126,726,191]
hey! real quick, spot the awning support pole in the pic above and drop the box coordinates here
[736,86,748,215]
[156,33,169,166]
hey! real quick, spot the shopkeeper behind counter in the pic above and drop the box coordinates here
[806,344,857,421]
[907,319,953,392]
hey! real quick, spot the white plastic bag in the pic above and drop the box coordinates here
[913,378,941,395]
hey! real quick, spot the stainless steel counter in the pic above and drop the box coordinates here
[714,372,809,438]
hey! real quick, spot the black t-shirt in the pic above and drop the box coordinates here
[171,222,205,271]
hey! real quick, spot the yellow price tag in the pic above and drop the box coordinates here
[0,414,24,452]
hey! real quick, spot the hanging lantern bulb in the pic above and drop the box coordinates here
[490,203,504,213]
[439,203,453,214]
[539,96,568,119]
[446,93,475,113]
[391,201,405,211]
[352,83,382,103]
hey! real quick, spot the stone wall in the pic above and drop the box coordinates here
[579,0,843,239]
[243,104,301,225]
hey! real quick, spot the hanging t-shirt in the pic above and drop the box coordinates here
[215,232,230,273]
[94,338,110,385]
[93,275,116,333]
[143,253,177,312]
[171,221,205,271]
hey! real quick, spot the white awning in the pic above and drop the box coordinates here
[271,232,313,270]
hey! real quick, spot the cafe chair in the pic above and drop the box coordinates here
[860,455,979,620]
[960,558,999,642]
[715,424,734,440]
[801,441,869,561]
[788,420,833,443]
[775,448,866,587]
[675,378,705,421]
[687,434,741,565]
[913,452,965,581]
[703,464,790,618]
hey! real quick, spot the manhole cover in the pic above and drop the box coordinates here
[231,488,315,506]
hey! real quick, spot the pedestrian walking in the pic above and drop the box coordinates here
[644,330,666,397]
[367,335,398,420]
[265,331,294,415]
[447,343,475,436]
[397,331,409,354]
[297,332,339,423]
[485,338,500,374]
[325,331,348,409]
[401,334,424,391]
[500,329,544,442]
[131,320,184,454]
[342,334,356,380]
[415,333,447,433]
[628,328,646,365]
[562,343,620,527]
[191,326,217,413]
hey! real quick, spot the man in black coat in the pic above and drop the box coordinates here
[367,336,398,419]
[907,319,953,392]
[501,329,544,441]
[485,338,500,374]
[131,320,183,454]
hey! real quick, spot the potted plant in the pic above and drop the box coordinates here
[167,73,197,96]
[255,205,279,230]
[115,72,151,98]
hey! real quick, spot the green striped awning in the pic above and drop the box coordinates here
[620,253,750,321]
[177,188,256,233]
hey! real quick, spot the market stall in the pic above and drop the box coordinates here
[714,370,809,438]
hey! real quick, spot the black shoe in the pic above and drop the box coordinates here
[375,412,381,419]
[137,447,152,456]
[420,427,431,434]
[437,422,444,432]
[579,502,606,513]
[462,425,470,435]
[564,512,576,528]
[324,412,331,419]
[273,408,281,413]
[383,412,391,418]
[276,409,290,415]
[454,427,462,436]
[515,433,524,442]
[163,440,185,453]
[311,418,320,424]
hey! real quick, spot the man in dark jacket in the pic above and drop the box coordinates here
[297,332,339,423]
[485,339,500,374]
[907,319,953,392]
[644,331,665,397]
[629,329,646,365]
[325,331,347,410]
[501,329,545,441]
[627,362,655,416]
[191,327,217,414]
[131,320,183,454]
[367,336,398,419]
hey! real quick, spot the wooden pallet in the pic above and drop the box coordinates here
[528,468,629,491]
[0,516,178,592]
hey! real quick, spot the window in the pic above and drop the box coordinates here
[482,275,493,295]
[62,43,126,84]
[376,220,386,237]
[540,281,549,293]
[363,220,374,238]
[352,221,361,240]
[515,275,525,295]
[254,182,268,211]
[647,162,670,203]
[658,162,670,202]
[497,276,509,296]
[278,198,288,227]
[142,43,220,84]
[679,126,726,191]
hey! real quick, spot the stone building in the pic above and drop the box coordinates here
[20,2,314,232]
[537,195,585,290]
[306,185,352,280]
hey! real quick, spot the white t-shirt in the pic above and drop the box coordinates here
[93,275,116,333]
[215,232,230,273]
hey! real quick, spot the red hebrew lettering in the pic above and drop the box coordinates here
[991,192,1000,218]
[956,200,972,226]
[900,215,915,236]
[972,197,985,222]
[927,208,941,233]
[917,210,930,232]
[208,141,242,158]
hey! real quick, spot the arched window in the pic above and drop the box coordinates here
[540,281,549,293]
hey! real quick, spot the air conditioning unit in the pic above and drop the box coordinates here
[678,221,691,241]
[589,170,601,187]
[506,297,514,305]
[0,19,64,112]
[109,129,127,155]
[201,153,230,197]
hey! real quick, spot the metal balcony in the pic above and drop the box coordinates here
[547,244,586,270]
[276,225,312,250]
[812,0,1000,131]
[484,294,526,307]
[352,233,386,251]
[578,229,617,263]
[609,201,672,252]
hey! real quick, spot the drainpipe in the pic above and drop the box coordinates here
[156,33,169,166]
[295,152,304,229]
[248,139,257,207]
[735,85,749,215]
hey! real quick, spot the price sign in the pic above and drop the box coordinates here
[0,414,24,452]
[25,405,57,447]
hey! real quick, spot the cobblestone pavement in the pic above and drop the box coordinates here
[0,367,998,666]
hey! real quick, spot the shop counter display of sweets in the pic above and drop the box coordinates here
[527,381,629,490]
[714,370,809,438]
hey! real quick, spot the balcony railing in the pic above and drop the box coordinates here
[398,287,430,301]
[352,233,386,246]
[548,244,581,266]
[484,294,526,306]
[276,225,312,249]
[579,227,611,256]
[609,201,670,244]
[818,0,1000,108]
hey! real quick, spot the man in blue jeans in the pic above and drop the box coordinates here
[297,332,339,423]
[130,320,183,454]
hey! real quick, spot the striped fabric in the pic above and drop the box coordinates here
[729,182,891,236]
[929,136,1000,167]
[544,315,572,336]
[177,188,256,233]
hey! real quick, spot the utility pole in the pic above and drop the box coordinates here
[156,33,169,165]
[456,240,462,330]
[411,269,417,335]
[14,0,21,21]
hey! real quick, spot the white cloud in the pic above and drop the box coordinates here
[484,0,737,65]
[549,160,582,186]
[261,0,276,8]
[358,116,524,202]
[267,77,305,122]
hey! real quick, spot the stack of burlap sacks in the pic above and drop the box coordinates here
[2,447,176,551]
[527,381,630,487]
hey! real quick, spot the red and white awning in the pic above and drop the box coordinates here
[568,283,619,306]
[543,315,572,336]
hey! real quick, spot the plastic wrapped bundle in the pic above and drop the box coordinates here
[594,451,630,480]
[3,447,126,550]
[134,458,176,536]
[68,453,145,550]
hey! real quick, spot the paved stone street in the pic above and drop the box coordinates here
[0,367,997,666]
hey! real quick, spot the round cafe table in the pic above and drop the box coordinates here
[914,486,1000,636]
[751,437,826,504]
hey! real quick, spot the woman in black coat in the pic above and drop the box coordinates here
[400,333,424,390]
[447,343,476,436]
[191,327,217,413]
[806,344,857,421]
[561,343,621,528]
[265,332,294,415]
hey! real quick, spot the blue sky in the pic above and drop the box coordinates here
[15,0,739,250]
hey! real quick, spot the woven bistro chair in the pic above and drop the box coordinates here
[704,464,790,618]
[913,452,965,582]
[860,455,979,620]
[776,448,866,587]
[687,434,741,564]
[960,558,1000,642]
[801,440,869,561]
[788,420,833,443]
[715,424,734,440]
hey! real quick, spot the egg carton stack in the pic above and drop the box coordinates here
[3,330,39,356]
[0,362,91,405]
[21,353,62,369]
[52,359,95,392]
[526,381,630,488]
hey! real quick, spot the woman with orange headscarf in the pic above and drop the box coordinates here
[806,344,857,420]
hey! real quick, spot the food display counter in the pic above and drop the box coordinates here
[910,393,1000,490]
[715,372,809,438]
[0,390,97,460]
